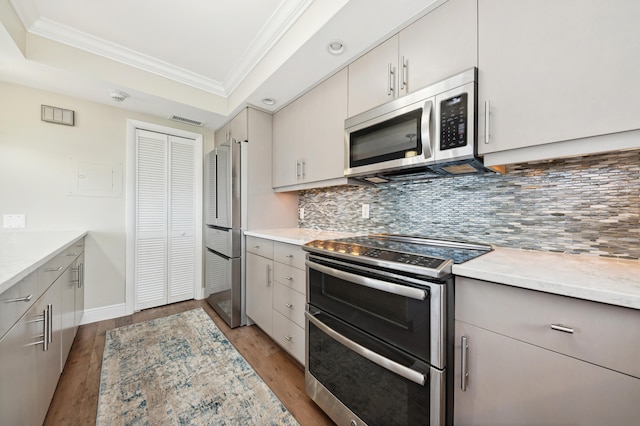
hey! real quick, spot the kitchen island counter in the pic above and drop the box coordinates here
[0,230,87,294]
[454,247,640,309]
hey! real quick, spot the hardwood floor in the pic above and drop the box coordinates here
[44,300,334,425]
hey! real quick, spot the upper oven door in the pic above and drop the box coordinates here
[306,254,446,367]
[344,96,435,178]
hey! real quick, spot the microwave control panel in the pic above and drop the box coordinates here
[440,93,468,150]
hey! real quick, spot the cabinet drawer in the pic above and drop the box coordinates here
[0,272,38,341]
[37,246,79,293]
[272,311,305,364]
[456,277,640,378]
[273,262,306,295]
[273,242,306,270]
[245,236,273,258]
[273,282,305,328]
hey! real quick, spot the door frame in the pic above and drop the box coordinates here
[125,119,204,315]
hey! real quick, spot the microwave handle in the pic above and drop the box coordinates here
[421,100,433,159]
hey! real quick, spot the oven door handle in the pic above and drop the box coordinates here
[305,260,427,301]
[305,311,427,386]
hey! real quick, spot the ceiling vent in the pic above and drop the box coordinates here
[169,115,205,127]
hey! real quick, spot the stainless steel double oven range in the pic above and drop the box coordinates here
[303,234,491,426]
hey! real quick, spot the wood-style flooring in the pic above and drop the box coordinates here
[44,299,334,425]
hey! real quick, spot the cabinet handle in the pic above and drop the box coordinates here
[284,335,292,341]
[387,63,395,96]
[79,263,84,289]
[45,266,62,272]
[400,56,407,91]
[461,336,469,391]
[550,324,574,334]
[254,245,260,249]
[301,158,306,179]
[47,304,53,344]
[4,294,33,303]
[266,264,271,287]
[285,254,293,258]
[484,100,490,144]
[295,159,301,180]
[285,276,293,281]
[64,253,78,257]
[27,310,47,350]
[285,303,293,309]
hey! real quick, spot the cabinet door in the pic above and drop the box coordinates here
[272,98,303,188]
[245,252,273,336]
[478,0,640,155]
[60,265,75,369]
[347,35,399,116]
[454,321,640,425]
[398,0,477,96]
[0,306,38,426]
[301,68,348,184]
[229,108,248,142]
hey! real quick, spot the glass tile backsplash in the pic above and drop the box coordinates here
[298,150,640,259]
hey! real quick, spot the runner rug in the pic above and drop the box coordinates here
[96,308,298,425]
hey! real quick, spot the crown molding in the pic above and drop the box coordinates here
[223,0,315,94]
[10,0,313,98]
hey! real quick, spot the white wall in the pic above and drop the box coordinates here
[0,81,215,312]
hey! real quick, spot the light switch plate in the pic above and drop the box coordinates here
[3,214,26,228]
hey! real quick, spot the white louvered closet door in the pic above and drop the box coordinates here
[168,135,196,303]
[134,130,197,310]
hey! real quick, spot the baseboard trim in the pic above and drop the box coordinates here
[80,303,127,325]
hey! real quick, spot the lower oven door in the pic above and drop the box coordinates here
[305,309,445,426]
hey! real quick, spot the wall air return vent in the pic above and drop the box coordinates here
[169,115,205,127]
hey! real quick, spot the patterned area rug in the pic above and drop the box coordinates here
[97,308,299,425]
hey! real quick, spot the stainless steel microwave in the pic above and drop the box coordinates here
[345,68,491,183]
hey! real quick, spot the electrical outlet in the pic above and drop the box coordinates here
[3,214,26,228]
[299,207,305,220]
[361,204,370,219]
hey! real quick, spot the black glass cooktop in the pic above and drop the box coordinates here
[303,234,492,277]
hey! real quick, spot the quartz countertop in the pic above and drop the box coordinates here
[453,247,640,310]
[0,230,88,294]
[244,228,361,246]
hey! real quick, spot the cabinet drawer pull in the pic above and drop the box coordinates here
[550,324,574,334]
[461,336,469,391]
[4,294,33,303]
[285,254,293,258]
[285,303,293,309]
[285,276,293,281]
[64,253,78,257]
[45,266,62,272]
[266,265,272,287]
[254,245,260,249]
[284,335,292,341]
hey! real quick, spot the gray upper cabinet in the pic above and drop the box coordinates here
[348,0,477,117]
[478,0,640,163]
[272,68,349,191]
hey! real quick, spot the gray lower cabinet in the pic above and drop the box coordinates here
[0,237,85,426]
[454,277,640,425]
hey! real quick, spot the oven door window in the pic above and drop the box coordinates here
[308,312,430,425]
[308,261,431,361]
[349,109,422,167]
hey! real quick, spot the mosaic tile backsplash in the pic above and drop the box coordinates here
[298,150,640,259]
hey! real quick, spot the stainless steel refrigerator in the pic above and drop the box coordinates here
[205,139,247,328]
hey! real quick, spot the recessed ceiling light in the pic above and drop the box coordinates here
[327,40,345,55]
[262,98,276,106]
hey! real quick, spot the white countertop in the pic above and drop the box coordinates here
[246,229,640,309]
[0,230,88,294]
[453,247,640,309]
[244,228,362,246]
